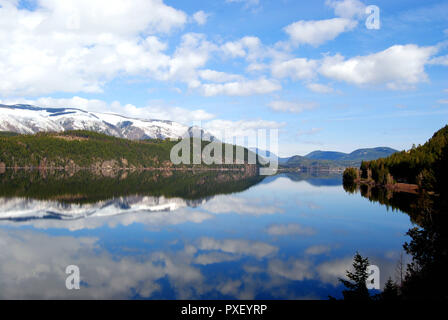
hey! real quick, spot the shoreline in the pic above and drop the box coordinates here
[355,178,419,194]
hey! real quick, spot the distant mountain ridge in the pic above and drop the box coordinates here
[305,147,398,161]
[281,147,398,169]
[249,146,398,169]
[0,104,214,141]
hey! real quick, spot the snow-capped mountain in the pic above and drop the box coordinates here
[0,196,211,230]
[0,104,214,140]
[0,195,208,222]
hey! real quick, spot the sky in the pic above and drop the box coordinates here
[0,0,447,157]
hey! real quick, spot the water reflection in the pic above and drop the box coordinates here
[0,170,413,299]
[343,181,448,299]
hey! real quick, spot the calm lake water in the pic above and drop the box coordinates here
[0,171,414,299]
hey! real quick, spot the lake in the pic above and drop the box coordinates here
[0,170,414,299]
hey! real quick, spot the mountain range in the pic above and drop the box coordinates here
[304,147,398,162]
[0,104,398,169]
[251,147,398,168]
[0,104,213,140]
[279,147,398,169]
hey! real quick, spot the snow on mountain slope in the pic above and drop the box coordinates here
[0,196,210,231]
[0,196,207,221]
[0,104,214,140]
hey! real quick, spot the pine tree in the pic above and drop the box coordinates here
[377,277,400,300]
[339,252,371,300]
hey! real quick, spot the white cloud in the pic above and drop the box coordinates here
[268,259,313,281]
[225,0,260,8]
[197,237,278,259]
[268,100,318,114]
[316,257,353,286]
[326,0,366,19]
[428,54,448,66]
[204,119,286,140]
[438,99,448,104]
[0,229,205,299]
[305,245,331,255]
[319,44,438,89]
[284,18,357,46]
[192,10,209,25]
[198,69,243,83]
[221,36,262,60]
[306,83,335,94]
[271,58,318,80]
[221,41,247,58]
[202,196,282,216]
[158,33,218,88]
[194,252,240,265]
[246,63,269,72]
[266,223,316,236]
[200,78,281,96]
[0,0,189,96]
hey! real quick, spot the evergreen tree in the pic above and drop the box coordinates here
[376,277,400,300]
[339,252,371,300]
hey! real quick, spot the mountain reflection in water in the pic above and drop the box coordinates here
[0,170,416,299]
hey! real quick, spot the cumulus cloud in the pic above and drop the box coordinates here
[319,44,438,89]
[266,223,316,236]
[197,237,278,259]
[202,196,282,216]
[0,229,205,299]
[192,10,209,25]
[268,258,314,281]
[157,33,218,88]
[316,257,353,286]
[269,100,318,114]
[326,0,367,19]
[305,245,331,255]
[221,36,263,61]
[194,252,240,265]
[306,83,335,94]
[271,58,318,80]
[198,69,244,83]
[225,0,260,9]
[284,18,357,47]
[200,78,281,96]
[203,119,286,142]
[0,0,188,96]
[428,54,448,66]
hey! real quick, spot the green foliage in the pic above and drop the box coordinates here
[281,155,359,169]
[0,169,264,203]
[0,131,19,137]
[306,147,397,162]
[0,130,259,170]
[375,278,400,301]
[342,167,358,193]
[343,167,358,184]
[357,125,448,191]
[338,252,371,301]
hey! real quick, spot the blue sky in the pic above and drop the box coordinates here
[0,0,447,156]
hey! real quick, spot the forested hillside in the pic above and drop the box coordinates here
[0,130,258,172]
[344,125,448,193]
